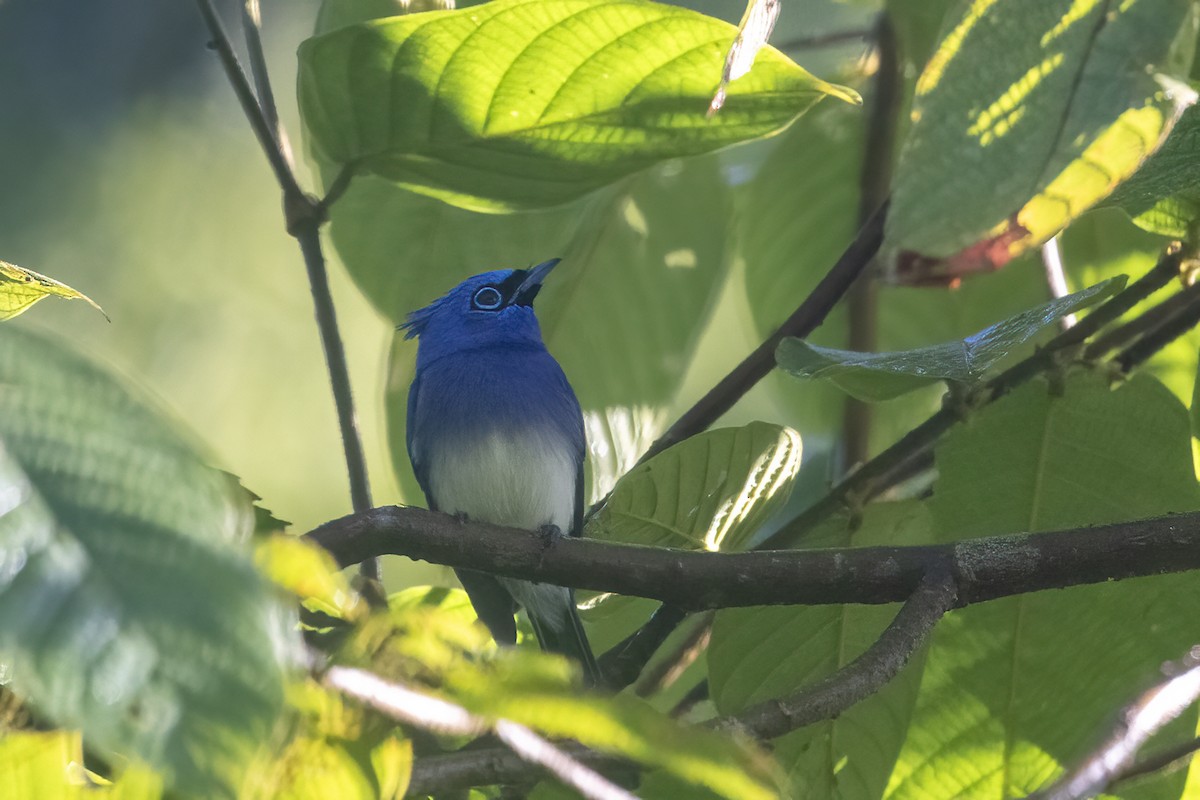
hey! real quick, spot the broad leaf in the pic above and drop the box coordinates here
[887,0,1194,278]
[1104,101,1200,238]
[243,681,411,800]
[708,502,934,799]
[298,0,859,211]
[0,730,161,799]
[887,372,1200,798]
[0,261,106,321]
[585,421,801,551]
[775,277,1124,401]
[0,325,292,793]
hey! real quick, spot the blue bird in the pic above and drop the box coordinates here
[402,259,599,683]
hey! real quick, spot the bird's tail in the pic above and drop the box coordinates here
[528,589,601,687]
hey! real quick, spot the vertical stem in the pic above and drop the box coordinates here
[294,218,378,580]
[841,12,901,472]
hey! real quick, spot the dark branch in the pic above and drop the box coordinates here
[596,604,690,689]
[194,0,378,582]
[193,0,301,197]
[1115,281,1200,373]
[307,505,1200,610]
[724,571,955,739]
[614,201,889,489]
[1109,736,1200,789]
[1028,646,1200,800]
[765,246,1186,548]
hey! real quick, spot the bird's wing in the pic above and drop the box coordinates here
[406,369,432,499]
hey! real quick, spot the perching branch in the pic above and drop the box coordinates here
[404,573,956,794]
[306,505,1200,610]
[323,666,636,800]
[193,0,378,581]
[1027,646,1200,800]
[764,245,1186,548]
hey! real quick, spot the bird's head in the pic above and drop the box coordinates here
[400,259,559,366]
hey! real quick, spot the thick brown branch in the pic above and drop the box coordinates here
[307,506,1200,609]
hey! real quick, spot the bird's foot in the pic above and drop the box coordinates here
[534,524,564,568]
[536,523,564,552]
[452,511,471,524]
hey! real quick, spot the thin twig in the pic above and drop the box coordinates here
[306,505,1200,609]
[1028,646,1200,800]
[1084,281,1197,360]
[634,613,713,698]
[775,28,874,50]
[596,604,690,690]
[765,246,1184,548]
[194,0,301,197]
[1115,286,1200,373]
[583,201,888,528]
[723,570,955,739]
[194,0,379,582]
[240,0,289,162]
[324,666,636,800]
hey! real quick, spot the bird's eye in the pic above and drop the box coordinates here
[471,286,504,310]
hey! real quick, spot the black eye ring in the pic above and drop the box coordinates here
[471,286,504,310]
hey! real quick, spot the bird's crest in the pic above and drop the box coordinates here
[399,295,443,340]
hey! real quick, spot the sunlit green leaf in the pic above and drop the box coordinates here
[453,665,785,800]
[0,325,292,794]
[585,421,801,551]
[242,680,411,800]
[775,277,1124,401]
[1104,101,1200,238]
[708,502,933,799]
[255,534,361,619]
[0,730,162,799]
[888,371,1200,798]
[298,0,858,211]
[887,0,1193,276]
[0,260,106,321]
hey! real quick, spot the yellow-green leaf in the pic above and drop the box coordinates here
[0,261,106,321]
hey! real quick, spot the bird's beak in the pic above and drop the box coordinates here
[515,258,560,304]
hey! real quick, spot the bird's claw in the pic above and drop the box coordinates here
[536,523,563,551]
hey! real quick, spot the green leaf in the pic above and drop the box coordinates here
[453,666,785,800]
[886,0,1194,275]
[585,421,801,551]
[1104,101,1200,238]
[888,371,1200,798]
[0,730,162,799]
[297,0,859,211]
[0,325,291,794]
[244,682,411,800]
[0,260,106,321]
[708,502,934,799]
[775,277,1124,401]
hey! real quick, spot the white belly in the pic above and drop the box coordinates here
[425,428,577,533]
